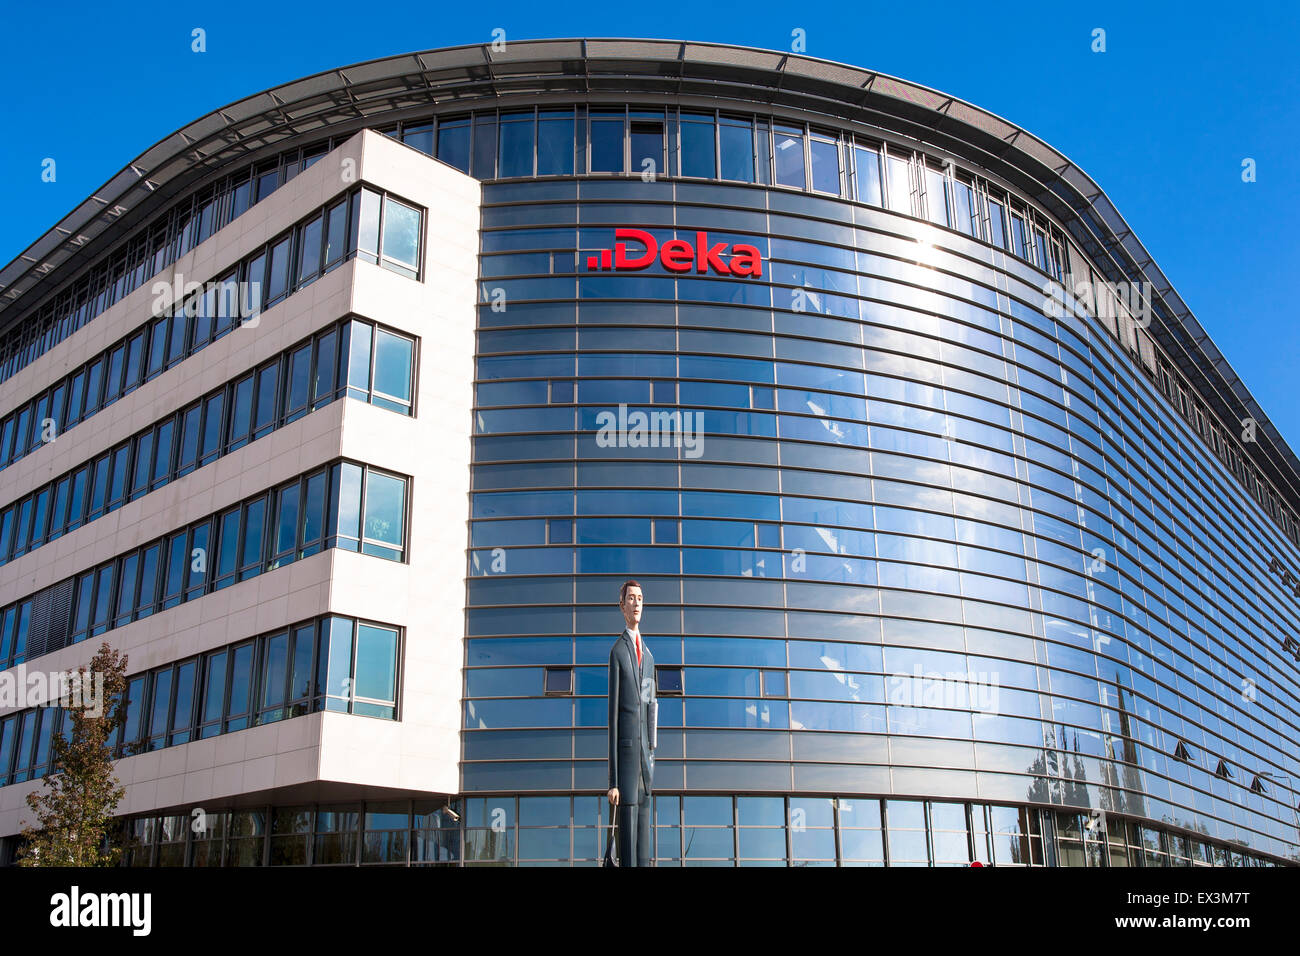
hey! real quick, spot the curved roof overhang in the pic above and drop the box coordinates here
[2,37,1296,507]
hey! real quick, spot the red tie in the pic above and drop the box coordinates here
[634,633,641,668]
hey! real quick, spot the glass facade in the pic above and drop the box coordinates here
[464,176,1300,866]
[104,796,1281,867]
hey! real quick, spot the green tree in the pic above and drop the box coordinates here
[19,643,128,866]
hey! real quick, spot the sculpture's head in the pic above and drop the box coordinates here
[619,579,643,630]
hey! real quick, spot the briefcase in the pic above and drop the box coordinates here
[602,805,618,867]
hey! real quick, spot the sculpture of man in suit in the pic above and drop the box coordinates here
[607,579,656,867]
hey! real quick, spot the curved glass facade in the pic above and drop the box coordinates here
[464,176,1300,865]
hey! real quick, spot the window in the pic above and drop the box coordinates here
[170,659,197,746]
[253,361,281,439]
[119,676,146,756]
[498,111,536,178]
[259,631,289,725]
[885,151,912,214]
[66,371,86,427]
[288,623,316,718]
[107,443,130,511]
[228,374,253,451]
[166,309,189,367]
[346,321,372,400]
[194,291,215,352]
[629,116,665,180]
[226,642,255,733]
[355,190,381,263]
[371,328,414,414]
[83,358,105,415]
[198,649,228,740]
[437,116,471,173]
[177,403,202,476]
[129,431,152,501]
[146,319,169,382]
[361,470,407,561]
[270,481,301,570]
[0,417,14,466]
[135,544,160,620]
[544,667,573,696]
[1009,204,1030,259]
[773,124,806,189]
[29,489,50,549]
[924,164,950,227]
[719,116,755,183]
[353,623,398,718]
[151,418,175,489]
[199,392,224,465]
[87,453,111,521]
[317,617,354,713]
[284,344,312,423]
[12,498,32,558]
[378,197,421,278]
[48,383,67,436]
[854,143,883,206]
[590,110,625,173]
[48,478,69,543]
[214,507,240,592]
[323,199,350,272]
[238,497,267,582]
[214,271,239,339]
[104,344,126,405]
[161,531,187,610]
[186,520,211,602]
[680,112,716,179]
[472,115,497,179]
[300,471,327,558]
[952,175,978,237]
[245,251,268,319]
[657,666,684,695]
[809,130,840,195]
[115,552,139,628]
[537,111,575,175]
[148,667,173,751]
[298,213,323,285]
[266,235,292,304]
[313,328,340,409]
[402,122,433,156]
[71,572,94,644]
[315,617,399,718]
[330,462,363,552]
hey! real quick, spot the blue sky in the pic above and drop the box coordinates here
[2,0,1296,447]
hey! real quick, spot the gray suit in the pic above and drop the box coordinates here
[608,627,656,866]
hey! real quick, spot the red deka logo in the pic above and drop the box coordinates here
[586,228,763,278]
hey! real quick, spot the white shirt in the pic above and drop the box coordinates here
[628,627,641,666]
